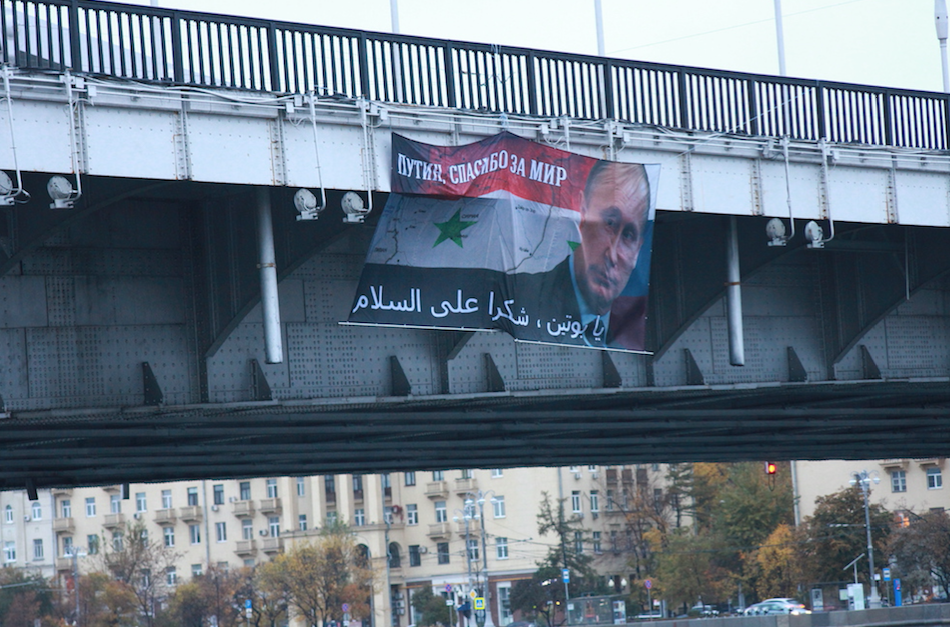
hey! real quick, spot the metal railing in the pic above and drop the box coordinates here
[2,0,948,150]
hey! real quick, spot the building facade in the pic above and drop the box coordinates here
[0,464,673,626]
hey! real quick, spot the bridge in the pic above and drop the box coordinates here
[2,0,950,491]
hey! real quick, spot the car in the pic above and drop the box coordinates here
[744,598,811,616]
[689,604,719,617]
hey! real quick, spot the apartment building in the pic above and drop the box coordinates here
[794,458,949,523]
[0,464,671,626]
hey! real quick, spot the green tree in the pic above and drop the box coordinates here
[265,523,376,627]
[651,528,733,612]
[0,569,53,626]
[798,486,890,588]
[888,509,950,600]
[245,563,292,627]
[535,492,608,596]
[410,585,452,627]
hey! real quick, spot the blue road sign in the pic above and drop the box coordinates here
[562,568,570,583]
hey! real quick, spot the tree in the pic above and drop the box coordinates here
[95,519,180,627]
[0,569,53,627]
[161,565,245,627]
[410,585,452,627]
[243,563,291,627]
[798,486,890,587]
[753,524,800,599]
[509,566,567,627]
[651,528,733,612]
[888,509,950,600]
[69,572,138,627]
[266,523,376,627]
[535,492,607,596]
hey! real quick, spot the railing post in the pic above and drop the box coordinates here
[602,58,614,120]
[746,79,759,136]
[443,42,457,109]
[815,81,827,140]
[882,89,893,146]
[358,33,371,99]
[677,70,689,128]
[170,11,184,83]
[525,51,537,116]
[68,0,81,71]
[266,22,280,93]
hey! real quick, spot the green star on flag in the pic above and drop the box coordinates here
[433,209,477,248]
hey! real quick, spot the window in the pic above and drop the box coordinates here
[354,508,365,526]
[326,511,338,526]
[651,463,660,471]
[110,495,121,514]
[215,522,227,543]
[435,501,447,523]
[407,503,418,525]
[4,541,15,562]
[496,537,508,559]
[85,498,96,517]
[112,532,124,551]
[87,535,99,555]
[499,585,512,624]
[33,539,43,560]
[192,564,202,578]
[213,484,224,505]
[891,470,907,493]
[437,542,450,564]
[467,539,479,561]
[593,531,602,554]
[405,471,416,486]
[571,491,581,514]
[352,475,364,499]
[432,470,444,481]
[161,490,172,509]
[605,490,614,511]
[3,505,11,523]
[928,467,943,489]
[136,492,147,512]
[243,558,255,568]
[569,465,580,473]
[62,536,74,556]
[461,469,472,479]
[409,545,421,567]
[590,491,600,513]
[324,476,336,498]
[31,502,42,520]
[163,527,175,547]
[187,487,199,506]
[60,500,71,518]
[493,496,506,518]
[240,482,251,501]
[266,479,278,499]
[297,477,306,497]
[384,506,394,524]
[382,473,392,498]
[189,525,201,545]
[268,517,280,537]
[574,531,584,554]
[589,465,597,472]
[166,567,177,586]
[242,519,253,540]
[298,514,308,531]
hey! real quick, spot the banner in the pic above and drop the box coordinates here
[347,132,660,352]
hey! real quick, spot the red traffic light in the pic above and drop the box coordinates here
[765,462,777,475]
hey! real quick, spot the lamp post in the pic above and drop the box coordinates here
[67,546,87,626]
[453,501,476,597]
[474,491,497,627]
[849,470,881,608]
[937,0,950,92]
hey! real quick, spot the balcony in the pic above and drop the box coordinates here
[51,487,72,497]
[455,518,481,534]
[605,469,618,483]
[55,557,73,572]
[103,513,125,529]
[179,505,203,522]
[154,508,177,525]
[325,491,337,505]
[235,539,257,555]
[879,459,908,468]
[232,500,254,517]
[103,485,121,493]
[621,469,634,484]
[261,537,284,554]
[259,498,282,515]
[52,517,74,534]
[454,478,477,494]
[425,481,448,499]
[427,522,452,539]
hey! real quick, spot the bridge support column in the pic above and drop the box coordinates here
[726,216,745,366]
[257,187,283,364]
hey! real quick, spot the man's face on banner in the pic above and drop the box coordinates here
[575,163,649,316]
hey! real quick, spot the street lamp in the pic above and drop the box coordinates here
[937,0,950,92]
[849,470,881,608]
[66,546,87,626]
[453,501,476,598]
[459,490,497,627]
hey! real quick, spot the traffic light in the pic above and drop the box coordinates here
[765,462,777,475]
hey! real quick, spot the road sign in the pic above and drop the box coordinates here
[645,579,652,590]
[245,600,252,609]
[562,568,570,583]
[343,603,350,612]
[883,568,891,581]
[474,597,485,610]
[445,584,453,593]
[470,590,478,600]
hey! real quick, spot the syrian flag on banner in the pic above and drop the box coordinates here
[347,132,660,352]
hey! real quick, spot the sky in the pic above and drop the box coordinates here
[126,0,945,93]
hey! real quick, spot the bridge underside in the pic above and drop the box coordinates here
[3,169,950,490]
